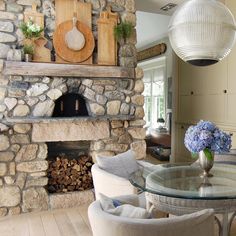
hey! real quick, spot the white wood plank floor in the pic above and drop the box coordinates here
[0,205,92,236]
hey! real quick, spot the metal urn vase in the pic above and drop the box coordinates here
[199,150,214,177]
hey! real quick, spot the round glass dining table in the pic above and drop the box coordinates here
[129,163,236,236]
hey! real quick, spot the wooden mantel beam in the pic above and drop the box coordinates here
[3,61,135,79]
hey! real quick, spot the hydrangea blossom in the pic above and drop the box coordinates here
[184,120,232,154]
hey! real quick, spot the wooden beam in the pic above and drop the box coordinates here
[3,61,135,79]
[137,43,167,62]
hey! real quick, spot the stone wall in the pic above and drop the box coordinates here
[0,0,146,217]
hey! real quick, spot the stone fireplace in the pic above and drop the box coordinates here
[0,0,146,217]
[47,91,93,194]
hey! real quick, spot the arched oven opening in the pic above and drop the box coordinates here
[52,93,89,117]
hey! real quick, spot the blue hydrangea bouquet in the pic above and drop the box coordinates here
[184,120,232,160]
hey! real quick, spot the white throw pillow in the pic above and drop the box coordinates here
[99,193,150,219]
[108,204,150,219]
[96,150,139,179]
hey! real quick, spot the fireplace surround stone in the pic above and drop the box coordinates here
[0,0,145,217]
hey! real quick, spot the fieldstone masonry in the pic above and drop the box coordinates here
[0,0,146,217]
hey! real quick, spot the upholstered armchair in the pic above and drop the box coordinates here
[88,195,215,236]
[91,160,155,200]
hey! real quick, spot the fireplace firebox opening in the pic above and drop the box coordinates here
[53,93,89,117]
[47,141,93,194]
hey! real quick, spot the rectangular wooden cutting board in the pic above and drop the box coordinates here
[55,0,92,64]
[24,3,44,29]
[97,8,118,66]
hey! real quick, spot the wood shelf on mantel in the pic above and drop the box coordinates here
[3,61,135,79]
[4,115,135,124]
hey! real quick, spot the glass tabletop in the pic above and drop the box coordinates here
[129,163,236,200]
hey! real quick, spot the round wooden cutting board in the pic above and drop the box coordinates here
[53,20,95,63]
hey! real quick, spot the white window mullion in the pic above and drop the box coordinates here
[150,70,154,128]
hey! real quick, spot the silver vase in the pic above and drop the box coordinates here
[199,150,214,177]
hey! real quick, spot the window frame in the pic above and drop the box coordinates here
[139,56,167,130]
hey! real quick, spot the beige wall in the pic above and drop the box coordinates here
[174,0,236,162]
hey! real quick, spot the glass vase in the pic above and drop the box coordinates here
[199,150,214,177]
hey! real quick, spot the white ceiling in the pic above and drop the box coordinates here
[136,11,171,50]
[135,0,185,15]
[135,0,184,50]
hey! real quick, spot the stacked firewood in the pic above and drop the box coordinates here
[47,155,93,193]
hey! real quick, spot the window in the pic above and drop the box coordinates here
[142,63,166,129]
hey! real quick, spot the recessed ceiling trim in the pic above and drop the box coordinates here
[160,3,177,11]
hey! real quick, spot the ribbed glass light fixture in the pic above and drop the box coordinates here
[168,0,236,66]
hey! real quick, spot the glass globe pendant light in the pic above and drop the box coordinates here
[168,0,236,66]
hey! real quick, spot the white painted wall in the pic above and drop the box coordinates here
[136,11,171,50]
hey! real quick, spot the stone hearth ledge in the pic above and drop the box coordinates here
[49,189,94,210]
[31,120,110,142]
[4,115,135,123]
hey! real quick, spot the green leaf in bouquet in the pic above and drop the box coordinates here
[203,148,214,161]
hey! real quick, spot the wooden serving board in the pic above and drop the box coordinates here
[53,20,94,63]
[55,0,92,64]
[24,3,44,29]
[97,8,118,66]
[33,37,51,63]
